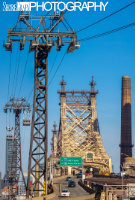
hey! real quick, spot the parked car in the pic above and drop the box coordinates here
[61,189,70,197]
[68,180,76,187]
[66,176,72,181]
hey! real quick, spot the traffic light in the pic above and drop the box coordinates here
[43,180,46,195]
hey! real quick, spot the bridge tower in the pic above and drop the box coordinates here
[57,76,112,174]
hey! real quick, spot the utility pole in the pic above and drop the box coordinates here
[4,97,30,198]
[4,12,80,198]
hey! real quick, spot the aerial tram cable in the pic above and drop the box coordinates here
[77,1,135,33]
[18,52,29,97]
[48,22,135,86]
[49,51,58,76]
[79,22,135,42]
[14,50,21,97]
[6,52,12,131]
[7,52,12,101]
[10,11,22,97]
[12,12,23,97]
[27,88,34,102]
[48,51,67,86]
[11,46,19,96]
[47,1,76,81]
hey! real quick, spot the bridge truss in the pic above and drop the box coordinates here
[57,76,112,173]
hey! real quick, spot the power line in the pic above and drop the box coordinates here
[48,51,67,86]
[77,1,135,33]
[79,22,135,42]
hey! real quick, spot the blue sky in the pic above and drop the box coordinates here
[0,0,135,176]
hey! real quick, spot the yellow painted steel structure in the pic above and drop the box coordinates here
[52,76,112,174]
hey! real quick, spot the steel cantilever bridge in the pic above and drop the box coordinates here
[51,76,112,174]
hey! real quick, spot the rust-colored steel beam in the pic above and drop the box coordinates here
[27,46,48,197]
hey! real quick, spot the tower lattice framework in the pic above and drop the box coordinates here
[4,12,79,197]
[57,76,112,173]
[4,98,30,195]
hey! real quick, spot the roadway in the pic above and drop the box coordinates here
[51,176,94,200]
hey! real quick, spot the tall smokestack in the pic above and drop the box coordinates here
[120,76,133,168]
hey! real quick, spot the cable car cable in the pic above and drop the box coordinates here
[79,22,135,42]
[18,52,29,98]
[49,51,58,77]
[11,46,19,96]
[7,52,12,101]
[77,1,135,33]
[48,22,135,86]
[27,88,34,102]
[14,50,21,97]
[48,51,67,87]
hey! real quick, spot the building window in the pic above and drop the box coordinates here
[87,153,93,159]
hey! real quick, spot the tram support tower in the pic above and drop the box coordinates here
[4,12,80,197]
[4,97,30,196]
